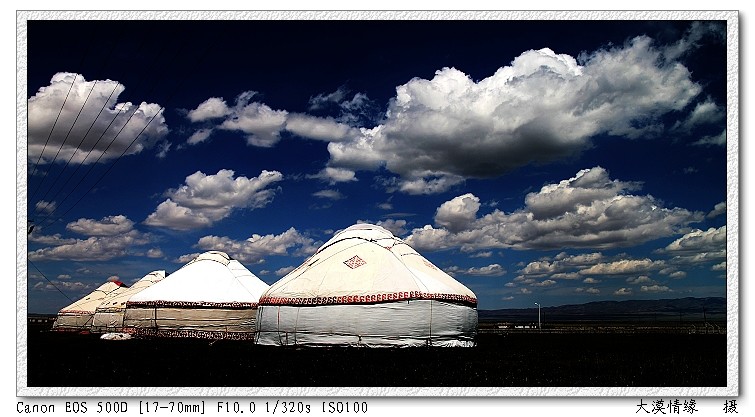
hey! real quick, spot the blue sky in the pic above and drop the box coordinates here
[24,18,729,314]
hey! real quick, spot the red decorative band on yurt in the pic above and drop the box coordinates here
[258,292,477,307]
[126,300,258,309]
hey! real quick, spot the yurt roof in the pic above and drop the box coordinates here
[59,281,129,315]
[259,223,477,306]
[127,251,269,308]
[94,270,166,312]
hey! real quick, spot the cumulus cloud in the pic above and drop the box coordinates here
[285,114,362,142]
[532,279,557,287]
[186,91,288,148]
[275,266,296,277]
[659,226,726,264]
[33,280,90,293]
[641,285,671,293]
[434,193,481,233]
[375,219,408,237]
[144,169,283,231]
[446,264,506,277]
[406,167,703,252]
[187,97,231,122]
[28,230,151,261]
[35,200,57,214]
[707,202,726,219]
[583,278,601,284]
[57,274,71,280]
[28,72,168,165]
[146,248,164,258]
[313,189,344,200]
[194,227,319,265]
[626,276,654,285]
[711,262,726,271]
[307,167,358,185]
[308,86,381,127]
[692,130,726,147]
[66,215,134,236]
[186,128,214,145]
[672,100,725,133]
[324,35,704,193]
[614,288,633,296]
[580,259,666,275]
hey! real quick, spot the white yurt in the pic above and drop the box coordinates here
[90,270,166,334]
[123,251,269,340]
[255,223,478,347]
[52,280,130,332]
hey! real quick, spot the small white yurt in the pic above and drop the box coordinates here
[90,270,166,333]
[255,223,478,347]
[123,251,269,340]
[52,280,130,332]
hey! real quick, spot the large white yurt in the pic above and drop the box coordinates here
[123,251,269,340]
[255,223,478,347]
[52,280,130,332]
[90,270,166,334]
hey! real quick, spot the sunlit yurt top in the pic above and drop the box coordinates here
[127,251,269,308]
[259,223,477,307]
[58,280,129,315]
[94,270,165,312]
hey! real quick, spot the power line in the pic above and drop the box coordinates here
[34,39,213,233]
[28,260,74,304]
[28,79,101,202]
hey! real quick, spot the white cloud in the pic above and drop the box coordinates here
[324,37,703,193]
[672,100,724,133]
[580,259,666,275]
[446,264,506,277]
[626,276,654,285]
[641,285,671,293]
[582,277,601,284]
[220,101,288,147]
[57,274,71,280]
[146,248,164,259]
[405,167,703,252]
[144,169,283,231]
[33,280,90,293]
[519,288,531,294]
[668,271,687,279]
[585,287,600,294]
[28,73,168,165]
[659,226,726,264]
[307,167,358,185]
[195,227,319,265]
[471,251,493,258]
[275,266,296,277]
[434,193,481,233]
[614,288,633,296]
[35,200,56,214]
[707,201,726,219]
[186,128,214,145]
[28,230,151,261]
[692,130,726,147]
[285,114,361,142]
[532,279,557,287]
[187,97,231,122]
[711,262,726,271]
[312,189,344,200]
[66,215,134,236]
[375,219,408,237]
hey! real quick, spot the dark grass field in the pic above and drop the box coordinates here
[25,326,727,387]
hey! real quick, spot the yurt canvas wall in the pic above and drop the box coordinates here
[123,251,269,340]
[255,224,478,347]
[90,270,166,333]
[52,280,129,332]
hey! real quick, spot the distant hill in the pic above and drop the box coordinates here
[479,297,726,323]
